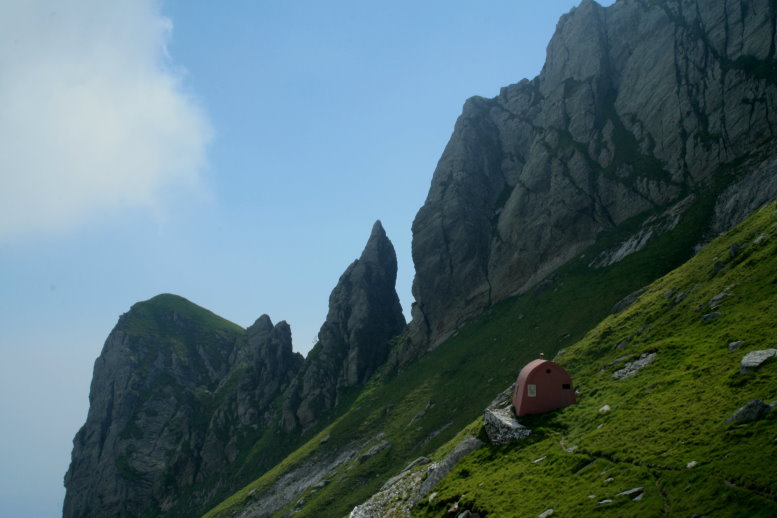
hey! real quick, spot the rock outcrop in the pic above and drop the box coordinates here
[483,407,532,446]
[740,348,777,373]
[349,436,483,518]
[612,352,657,380]
[65,223,406,517]
[408,0,777,354]
[282,221,406,430]
[725,399,773,423]
[196,316,304,489]
[63,295,247,518]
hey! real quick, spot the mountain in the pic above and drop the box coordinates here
[405,0,777,357]
[63,222,404,518]
[65,0,777,516]
[199,1,777,516]
[281,221,406,431]
[63,294,248,517]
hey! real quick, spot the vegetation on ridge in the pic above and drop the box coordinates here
[120,293,244,338]
[414,202,777,517]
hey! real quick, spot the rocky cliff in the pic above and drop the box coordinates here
[65,1,777,516]
[408,0,777,352]
[63,294,247,517]
[281,220,406,430]
[64,221,405,518]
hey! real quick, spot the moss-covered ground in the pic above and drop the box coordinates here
[414,202,777,518]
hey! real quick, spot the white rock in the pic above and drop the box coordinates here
[483,407,531,445]
[612,352,656,379]
[616,487,644,498]
[599,404,611,414]
[740,349,777,373]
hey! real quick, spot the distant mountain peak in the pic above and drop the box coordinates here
[281,221,406,430]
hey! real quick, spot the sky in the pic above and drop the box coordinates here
[0,1,614,516]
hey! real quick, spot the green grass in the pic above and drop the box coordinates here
[413,202,777,518]
[120,293,244,338]
[202,191,723,518]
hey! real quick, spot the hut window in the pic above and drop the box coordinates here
[528,384,537,397]
[562,383,571,390]
[546,369,551,374]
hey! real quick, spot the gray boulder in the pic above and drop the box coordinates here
[740,349,777,374]
[611,288,647,314]
[616,487,644,499]
[612,353,656,380]
[725,399,772,424]
[484,407,532,445]
[710,291,732,309]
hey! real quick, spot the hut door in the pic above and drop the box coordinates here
[527,384,537,397]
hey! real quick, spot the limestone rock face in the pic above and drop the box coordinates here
[63,294,246,518]
[197,316,303,486]
[65,222,406,517]
[283,221,406,430]
[62,299,305,518]
[225,315,303,427]
[409,0,777,352]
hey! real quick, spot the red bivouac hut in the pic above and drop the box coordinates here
[512,359,576,416]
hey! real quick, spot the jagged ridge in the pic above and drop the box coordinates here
[407,0,777,356]
[64,223,405,518]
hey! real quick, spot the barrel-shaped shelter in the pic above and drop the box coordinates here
[512,359,576,416]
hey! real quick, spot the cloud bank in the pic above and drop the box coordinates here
[0,0,211,238]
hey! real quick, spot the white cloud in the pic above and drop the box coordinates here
[0,0,211,238]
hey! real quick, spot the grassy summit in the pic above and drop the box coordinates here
[120,293,244,337]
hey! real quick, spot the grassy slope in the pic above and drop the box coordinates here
[122,293,245,337]
[414,202,777,517]
[202,194,723,518]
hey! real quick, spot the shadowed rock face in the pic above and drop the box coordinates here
[197,316,303,482]
[62,297,304,518]
[282,221,406,430]
[63,295,244,518]
[65,222,406,517]
[409,0,777,353]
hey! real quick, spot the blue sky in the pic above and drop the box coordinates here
[0,1,613,515]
